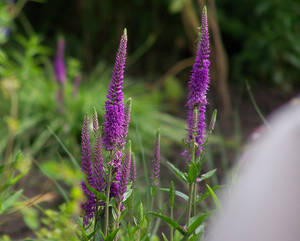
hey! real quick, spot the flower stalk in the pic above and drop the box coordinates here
[104,165,113,237]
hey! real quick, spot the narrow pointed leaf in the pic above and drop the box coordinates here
[206,184,221,209]
[104,228,119,241]
[162,233,169,241]
[187,213,208,234]
[166,161,187,182]
[149,212,186,235]
[197,185,223,202]
[198,169,217,182]
[160,188,189,201]
[85,182,106,201]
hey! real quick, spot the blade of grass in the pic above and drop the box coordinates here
[47,126,80,170]
[245,80,270,128]
[35,161,69,202]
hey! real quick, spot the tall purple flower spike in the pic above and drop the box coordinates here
[81,116,95,187]
[54,37,66,85]
[92,110,105,192]
[81,182,96,226]
[186,7,210,155]
[151,131,160,187]
[103,29,128,151]
[81,116,96,226]
[119,141,132,201]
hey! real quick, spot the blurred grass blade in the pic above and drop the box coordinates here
[35,161,69,202]
[47,126,80,170]
[245,80,270,127]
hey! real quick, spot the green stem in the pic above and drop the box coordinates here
[193,183,197,217]
[104,167,112,236]
[186,183,194,226]
[170,206,174,241]
[114,203,122,241]
[149,190,155,234]
[130,191,134,224]
[93,209,102,241]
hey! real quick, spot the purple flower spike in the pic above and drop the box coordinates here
[119,141,132,201]
[103,29,128,151]
[81,182,96,226]
[186,7,210,155]
[54,37,66,85]
[151,131,160,187]
[92,108,99,136]
[92,110,105,192]
[81,117,95,187]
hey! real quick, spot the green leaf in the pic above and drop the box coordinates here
[198,169,217,183]
[197,185,223,202]
[8,173,25,186]
[187,213,208,235]
[166,161,187,183]
[0,189,23,214]
[123,188,133,202]
[206,184,221,209]
[160,188,188,201]
[169,181,175,207]
[85,182,106,201]
[79,222,89,241]
[22,207,39,230]
[186,233,202,241]
[36,162,69,202]
[162,233,169,241]
[149,212,186,235]
[104,228,119,241]
[187,161,200,184]
[137,202,144,226]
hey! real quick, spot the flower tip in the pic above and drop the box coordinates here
[156,130,160,139]
[123,28,127,37]
[203,5,207,15]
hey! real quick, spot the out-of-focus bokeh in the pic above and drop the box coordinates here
[0,0,299,239]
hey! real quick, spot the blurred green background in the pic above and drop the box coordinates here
[0,0,300,239]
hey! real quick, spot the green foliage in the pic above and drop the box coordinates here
[34,187,82,241]
[217,0,300,88]
[0,2,226,240]
[0,152,30,215]
[21,207,40,230]
[149,212,187,235]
